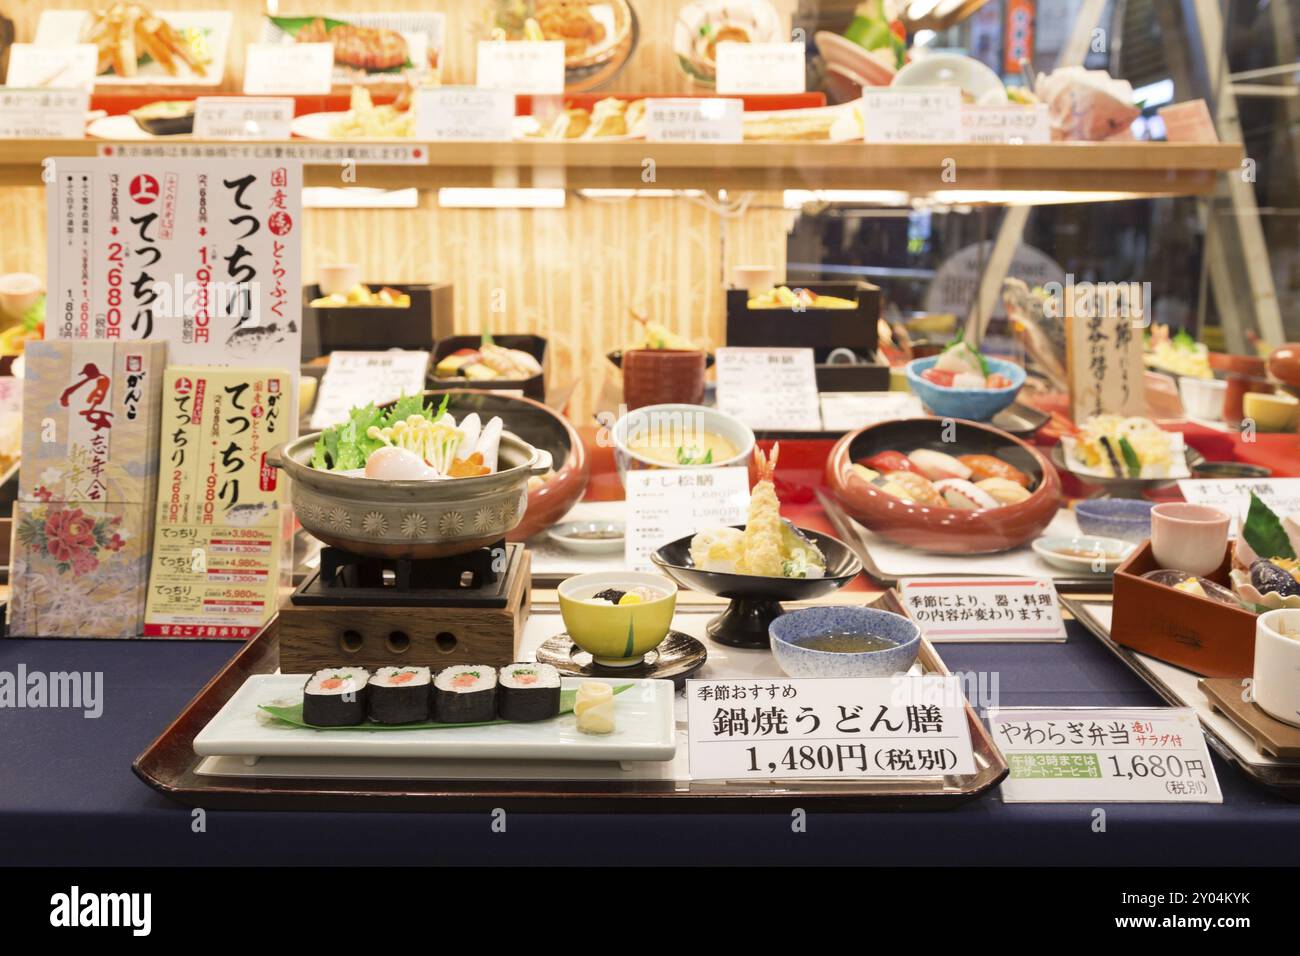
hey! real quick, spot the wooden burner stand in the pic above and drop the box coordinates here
[278,543,531,673]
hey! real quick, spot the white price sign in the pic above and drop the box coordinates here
[862,88,962,142]
[715,42,806,94]
[715,347,821,432]
[415,87,515,141]
[1176,478,1300,535]
[818,391,923,432]
[194,97,294,140]
[476,40,565,94]
[686,676,976,780]
[899,577,1067,642]
[990,707,1223,803]
[961,104,1050,143]
[624,466,749,572]
[5,43,98,90]
[243,43,333,95]
[644,98,743,143]
[309,350,431,430]
[0,88,89,139]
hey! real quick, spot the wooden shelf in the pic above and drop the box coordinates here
[1,139,1243,198]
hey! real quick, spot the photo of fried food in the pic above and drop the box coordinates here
[536,1,607,59]
[81,3,211,79]
[296,17,409,72]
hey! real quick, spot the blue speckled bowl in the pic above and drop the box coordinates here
[1074,498,1154,543]
[769,606,921,678]
[904,356,1025,422]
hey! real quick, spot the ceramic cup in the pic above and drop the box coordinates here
[317,263,361,296]
[1150,502,1231,577]
[1254,609,1300,728]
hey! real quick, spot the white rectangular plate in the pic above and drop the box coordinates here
[193,675,677,763]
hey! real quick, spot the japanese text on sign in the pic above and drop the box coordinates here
[415,87,515,141]
[715,347,821,431]
[475,40,565,94]
[990,707,1222,803]
[624,466,749,572]
[899,577,1067,642]
[862,88,962,143]
[46,157,302,379]
[644,98,743,143]
[687,676,976,780]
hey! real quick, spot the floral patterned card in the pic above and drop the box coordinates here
[9,341,165,638]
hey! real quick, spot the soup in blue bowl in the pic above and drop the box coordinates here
[769,605,921,678]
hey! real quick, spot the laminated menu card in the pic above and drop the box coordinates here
[143,366,290,639]
[9,340,166,638]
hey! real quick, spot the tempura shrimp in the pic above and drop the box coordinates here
[741,443,784,577]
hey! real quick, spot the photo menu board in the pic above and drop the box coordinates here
[45,156,303,384]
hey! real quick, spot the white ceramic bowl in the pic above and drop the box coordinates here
[891,53,1007,106]
[317,264,361,296]
[610,403,755,487]
[1178,376,1227,421]
[0,272,42,321]
[1254,609,1300,727]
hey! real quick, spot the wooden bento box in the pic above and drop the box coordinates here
[1111,541,1256,678]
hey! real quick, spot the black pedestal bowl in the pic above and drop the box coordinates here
[650,527,863,649]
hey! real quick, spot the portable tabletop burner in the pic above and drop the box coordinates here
[278,542,531,673]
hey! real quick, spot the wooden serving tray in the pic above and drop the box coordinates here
[1200,678,1300,760]
[133,598,1008,813]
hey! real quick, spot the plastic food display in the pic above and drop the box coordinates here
[826,417,1063,554]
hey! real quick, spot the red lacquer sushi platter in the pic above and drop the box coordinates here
[133,593,1009,812]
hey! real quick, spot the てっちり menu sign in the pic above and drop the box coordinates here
[45,157,303,378]
[144,366,290,639]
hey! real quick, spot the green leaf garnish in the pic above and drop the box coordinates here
[1243,492,1296,561]
[676,446,713,465]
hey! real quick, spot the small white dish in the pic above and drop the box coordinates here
[1032,534,1134,574]
[548,520,625,554]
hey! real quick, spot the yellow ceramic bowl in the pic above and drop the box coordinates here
[558,571,678,667]
[1243,391,1300,432]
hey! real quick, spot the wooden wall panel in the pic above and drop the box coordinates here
[0,1,795,421]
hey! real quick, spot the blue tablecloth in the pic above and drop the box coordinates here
[1,625,1296,866]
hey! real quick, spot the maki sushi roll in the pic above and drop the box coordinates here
[433,665,497,724]
[367,666,432,724]
[303,667,370,727]
[498,663,562,722]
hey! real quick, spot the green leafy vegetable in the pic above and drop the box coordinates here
[1243,492,1297,561]
[1118,436,1142,478]
[309,394,448,471]
[261,684,634,732]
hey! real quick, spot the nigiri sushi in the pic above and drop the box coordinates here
[907,449,972,482]
[975,477,1031,504]
[958,454,1030,488]
[933,478,999,510]
[882,470,945,507]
